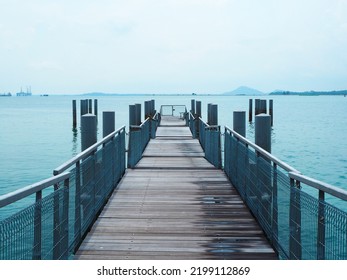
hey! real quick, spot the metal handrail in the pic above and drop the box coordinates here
[0,172,70,208]
[226,125,347,203]
[225,126,300,173]
[54,126,126,175]
[289,172,347,201]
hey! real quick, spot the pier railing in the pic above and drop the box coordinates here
[0,126,126,260]
[128,112,160,168]
[224,126,347,260]
[0,173,71,260]
[189,112,221,168]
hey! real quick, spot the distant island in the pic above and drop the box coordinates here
[269,90,347,96]
[223,86,266,96]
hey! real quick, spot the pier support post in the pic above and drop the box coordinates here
[210,104,218,126]
[269,99,274,127]
[103,111,115,137]
[88,99,93,114]
[135,103,142,125]
[81,114,97,151]
[80,100,88,116]
[207,103,212,124]
[255,99,260,115]
[151,100,155,116]
[233,111,246,137]
[144,101,150,119]
[72,100,77,128]
[249,99,253,123]
[191,99,196,116]
[196,101,201,118]
[129,105,136,126]
[260,100,267,114]
[255,114,271,152]
[94,99,98,121]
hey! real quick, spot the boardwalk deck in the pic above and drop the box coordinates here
[75,116,277,260]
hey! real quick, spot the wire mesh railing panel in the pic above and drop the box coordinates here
[0,204,35,259]
[224,128,347,260]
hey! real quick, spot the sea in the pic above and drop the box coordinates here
[0,94,347,216]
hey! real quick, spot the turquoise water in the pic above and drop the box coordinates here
[1,94,346,196]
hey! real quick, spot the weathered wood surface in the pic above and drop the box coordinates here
[75,116,276,260]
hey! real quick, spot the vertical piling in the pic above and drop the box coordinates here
[81,114,97,151]
[94,99,98,120]
[210,104,218,126]
[129,105,137,126]
[191,99,196,116]
[72,100,77,128]
[103,111,115,137]
[249,99,253,123]
[269,99,274,126]
[88,99,92,114]
[196,101,202,118]
[144,101,150,119]
[135,103,141,125]
[80,100,88,116]
[260,100,267,114]
[255,114,271,152]
[207,103,212,124]
[233,111,246,137]
[255,99,260,115]
[151,100,155,116]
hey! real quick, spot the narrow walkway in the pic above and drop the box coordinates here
[75,117,276,260]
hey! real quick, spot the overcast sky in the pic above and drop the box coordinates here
[1,0,347,94]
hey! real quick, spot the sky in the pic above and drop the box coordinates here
[1,0,347,94]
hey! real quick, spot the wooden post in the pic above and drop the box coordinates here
[135,103,141,125]
[255,114,271,152]
[233,111,246,137]
[129,105,136,126]
[80,100,88,116]
[88,99,92,114]
[196,101,201,118]
[191,99,196,116]
[269,99,274,126]
[249,99,253,122]
[81,114,97,151]
[94,99,98,120]
[103,111,115,137]
[260,99,267,114]
[72,100,77,128]
[144,101,150,119]
[255,99,260,115]
[151,100,155,116]
[210,104,218,125]
[207,103,212,124]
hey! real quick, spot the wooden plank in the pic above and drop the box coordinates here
[75,115,277,260]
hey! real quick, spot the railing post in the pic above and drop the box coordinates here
[272,163,279,255]
[317,190,325,259]
[255,114,272,235]
[191,99,195,116]
[135,103,142,125]
[61,177,70,259]
[53,183,60,259]
[33,190,42,260]
[289,178,302,259]
[74,161,81,252]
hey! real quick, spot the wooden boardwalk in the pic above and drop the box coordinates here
[75,116,276,260]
